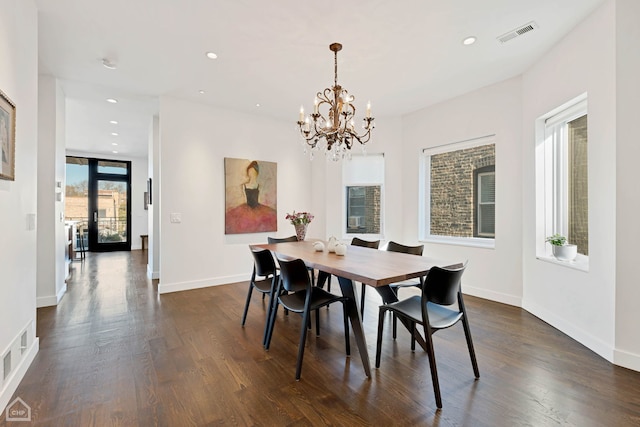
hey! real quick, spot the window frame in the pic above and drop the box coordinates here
[419,135,496,249]
[535,94,589,270]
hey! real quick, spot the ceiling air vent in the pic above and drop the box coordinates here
[497,21,538,44]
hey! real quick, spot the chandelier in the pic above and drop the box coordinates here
[297,43,375,161]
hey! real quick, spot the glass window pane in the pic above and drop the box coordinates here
[346,185,381,234]
[429,143,495,238]
[98,160,128,175]
[97,180,128,243]
[568,114,588,255]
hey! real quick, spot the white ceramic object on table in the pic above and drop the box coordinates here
[335,243,347,256]
[313,241,325,252]
[327,236,338,253]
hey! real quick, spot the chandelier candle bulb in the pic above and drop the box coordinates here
[366,101,371,118]
[299,106,304,122]
[314,97,319,114]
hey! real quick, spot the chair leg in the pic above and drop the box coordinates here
[375,308,387,368]
[264,299,280,350]
[296,309,311,380]
[423,328,443,409]
[360,283,366,320]
[392,314,397,339]
[462,315,480,378]
[241,284,254,326]
[410,322,416,352]
[315,308,320,336]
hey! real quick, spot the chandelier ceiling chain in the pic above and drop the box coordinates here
[297,42,375,161]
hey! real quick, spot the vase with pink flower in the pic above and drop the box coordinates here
[285,211,314,241]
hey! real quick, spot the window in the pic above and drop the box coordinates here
[420,136,495,247]
[343,154,384,236]
[537,96,588,260]
[475,166,495,237]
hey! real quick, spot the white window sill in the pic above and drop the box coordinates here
[420,236,495,249]
[536,255,589,272]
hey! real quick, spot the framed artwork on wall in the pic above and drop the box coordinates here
[0,89,16,181]
[224,157,277,234]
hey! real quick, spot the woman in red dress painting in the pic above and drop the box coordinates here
[225,161,277,234]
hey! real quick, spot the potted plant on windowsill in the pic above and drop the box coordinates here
[546,233,577,261]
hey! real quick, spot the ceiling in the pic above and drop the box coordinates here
[35,0,605,158]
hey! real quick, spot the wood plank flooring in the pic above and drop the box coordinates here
[2,251,639,426]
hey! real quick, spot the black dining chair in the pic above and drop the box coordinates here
[386,241,424,337]
[243,247,282,345]
[375,262,479,409]
[265,257,351,380]
[267,235,316,285]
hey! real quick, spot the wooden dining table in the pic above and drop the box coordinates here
[251,240,460,378]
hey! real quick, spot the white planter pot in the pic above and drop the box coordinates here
[552,244,577,261]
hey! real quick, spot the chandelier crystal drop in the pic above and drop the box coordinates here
[297,43,375,161]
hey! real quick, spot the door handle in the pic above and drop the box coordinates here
[94,212,98,222]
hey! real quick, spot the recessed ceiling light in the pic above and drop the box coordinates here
[102,58,117,69]
[112,142,118,146]
[199,90,205,94]
[206,52,218,59]
[111,132,119,136]
[110,120,118,124]
[463,36,477,45]
[106,98,118,104]
[112,151,119,154]
[256,103,261,107]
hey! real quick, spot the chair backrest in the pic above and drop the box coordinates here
[268,235,298,244]
[276,257,311,293]
[386,241,424,256]
[351,237,380,249]
[423,263,467,306]
[250,247,277,277]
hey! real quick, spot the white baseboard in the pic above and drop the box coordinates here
[523,300,614,363]
[158,273,249,294]
[146,265,159,280]
[36,284,67,308]
[614,348,640,372]
[462,284,522,307]
[0,338,39,415]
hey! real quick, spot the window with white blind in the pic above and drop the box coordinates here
[343,154,384,237]
[536,95,588,263]
[419,136,495,247]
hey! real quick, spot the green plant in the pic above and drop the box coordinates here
[546,233,567,246]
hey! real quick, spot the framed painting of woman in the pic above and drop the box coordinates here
[224,158,277,234]
[0,89,16,181]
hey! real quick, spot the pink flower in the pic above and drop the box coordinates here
[286,211,314,225]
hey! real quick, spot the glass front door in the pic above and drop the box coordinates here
[88,159,131,251]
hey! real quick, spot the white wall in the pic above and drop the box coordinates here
[37,75,67,307]
[614,0,640,371]
[147,115,160,279]
[157,97,312,293]
[522,0,617,361]
[65,150,149,251]
[402,77,524,306]
[0,0,39,412]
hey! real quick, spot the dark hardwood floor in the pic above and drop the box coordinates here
[3,251,640,426]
